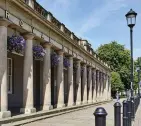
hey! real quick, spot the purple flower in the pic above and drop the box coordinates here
[7,35,25,54]
[63,57,70,68]
[33,45,46,60]
[51,53,60,66]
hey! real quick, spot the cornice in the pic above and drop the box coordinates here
[9,0,110,71]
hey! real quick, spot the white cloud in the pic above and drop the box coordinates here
[78,0,127,35]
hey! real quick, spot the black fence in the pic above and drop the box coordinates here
[93,95,140,126]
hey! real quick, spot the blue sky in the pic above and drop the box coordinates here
[37,0,141,59]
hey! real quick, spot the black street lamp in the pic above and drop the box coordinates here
[125,9,137,120]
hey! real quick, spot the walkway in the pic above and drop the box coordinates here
[134,102,141,126]
[24,100,119,126]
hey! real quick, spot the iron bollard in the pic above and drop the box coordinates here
[135,96,138,112]
[94,107,107,126]
[137,95,139,111]
[136,96,138,112]
[134,96,137,113]
[123,100,128,126]
[131,96,135,120]
[127,99,132,126]
[139,95,140,104]
[114,102,121,126]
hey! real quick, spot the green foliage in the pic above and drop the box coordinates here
[118,65,130,89]
[134,57,141,90]
[111,72,124,92]
[97,41,131,91]
[134,72,138,90]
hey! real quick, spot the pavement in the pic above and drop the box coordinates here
[134,102,141,126]
[23,99,123,126]
[15,98,141,126]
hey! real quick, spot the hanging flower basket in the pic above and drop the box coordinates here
[63,57,70,68]
[33,45,46,60]
[7,35,25,54]
[51,53,60,66]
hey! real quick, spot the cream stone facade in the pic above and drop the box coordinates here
[0,0,111,119]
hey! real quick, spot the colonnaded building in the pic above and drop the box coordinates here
[0,0,111,119]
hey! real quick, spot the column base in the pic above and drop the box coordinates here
[67,102,74,107]
[20,107,36,114]
[96,99,100,102]
[76,101,82,105]
[88,100,92,104]
[92,100,96,103]
[42,105,53,110]
[0,111,11,118]
[82,101,87,104]
[57,103,65,108]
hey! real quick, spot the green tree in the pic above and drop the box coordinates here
[134,57,141,93]
[111,72,124,96]
[97,41,131,91]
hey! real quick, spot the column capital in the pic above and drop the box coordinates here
[23,32,35,40]
[43,42,52,48]
[68,56,73,60]
[57,50,64,55]
[0,17,11,27]
[96,69,100,72]
[76,59,81,64]
[92,67,96,71]
[88,66,92,69]
[82,63,87,67]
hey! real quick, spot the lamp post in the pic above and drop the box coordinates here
[125,9,137,120]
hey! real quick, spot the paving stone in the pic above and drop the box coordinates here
[23,100,119,126]
[134,102,141,126]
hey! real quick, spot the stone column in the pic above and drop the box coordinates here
[96,70,100,102]
[101,72,104,101]
[67,56,74,106]
[42,43,53,110]
[98,72,101,100]
[104,74,108,100]
[99,71,102,101]
[103,73,107,101]
[56,51,65,108]
[88,67,92,103]
[20,33,36,114]
[92,69,96,103]
[107,75,111,100]
[105,74,110,100]
[82,64,87,104]
[76,60,81,105]
[100,72,103,100]
[0,17,11,118]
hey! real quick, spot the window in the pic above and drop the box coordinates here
[7,58,13,94]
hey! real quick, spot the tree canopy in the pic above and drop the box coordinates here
[111,72,124,93]
[97,41,131,92]
[134,57,141,90]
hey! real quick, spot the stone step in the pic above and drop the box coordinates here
[0,100,112,126]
